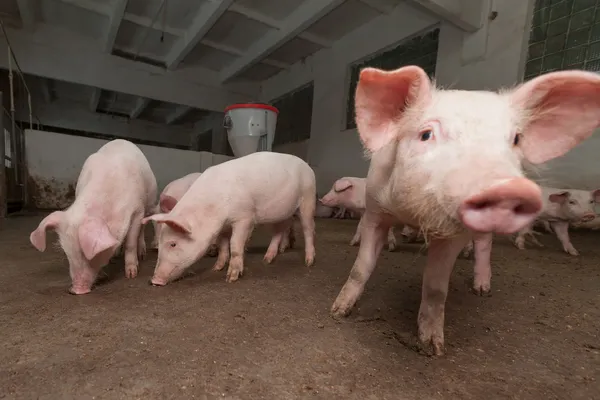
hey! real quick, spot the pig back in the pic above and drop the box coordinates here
[162,172,202,201]
[76,139,157,213]
[189,152,315,221]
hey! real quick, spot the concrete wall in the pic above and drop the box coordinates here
[17,100,195,147]
[260,0,600,194]
[25,129,233,209]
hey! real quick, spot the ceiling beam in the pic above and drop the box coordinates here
[90,0,128,113]
[102,0,128,52]
[165,105,192,125]
[228,4,333,48]
[0,24,256,112]
[89,88,102,112]
[130,97,151,119]
[16,0,37,29]
[40,78,55,103]
[220,0,344,83]
[357,0,396,13]
[406,0,485,32]
[56,0,290,71]
[166,0,235,70]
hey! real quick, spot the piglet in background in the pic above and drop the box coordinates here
[320,177,397,250]
[515,187,600,255]
[151,172,202,249]
[144,152,316,285]
[29,139,158,294]
[331,65,600,355]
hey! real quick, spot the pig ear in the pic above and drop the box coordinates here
[334,179,353,192]
[78,219,119,261]
[159,194,178,213]
[592,189,600,203]
[29,211,65,252]
[355,66,431,152]
[511,71,600,164]
[143,213,191,235]
[548,191,571,204]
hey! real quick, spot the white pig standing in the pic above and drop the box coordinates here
[29,139,157,294]
[514,187,600,255]
[155,172,298,257]
[320,177,397,250]
[330,65,600,356]
[144,151,316,285]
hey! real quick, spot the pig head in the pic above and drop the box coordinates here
[547,188,600,223]
[30,211,119,294]
[331,65,600,355]
[320,177,367,213]
[142,210,222,285]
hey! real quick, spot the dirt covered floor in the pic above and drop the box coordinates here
[1,213,599,399]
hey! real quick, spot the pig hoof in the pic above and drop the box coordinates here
[263,251,278,264]
[330,300,353,319]
[472,283,491,296]
[212,262,227,271]
[125,264,138,279]
[349,239,359,247]
[566,248,579,256]
[417,330,445,356]
[68,287,91,295]
[387,242,397,252]
[305,255,315,267]
[226,268,242,283]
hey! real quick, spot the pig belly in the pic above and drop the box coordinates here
[253,195,301,224]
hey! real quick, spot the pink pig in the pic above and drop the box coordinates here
[330,65,600,355]
[29,139,158,294]
[514,187,600,255]
[151,172,202,249]
[154,172,297,257]
[320,177,398,250]
[143,151,316,285]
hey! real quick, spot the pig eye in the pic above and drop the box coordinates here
[419,130,433,141]
[169,242,177,248]
[513,134,521,146]
[569,200,576,205]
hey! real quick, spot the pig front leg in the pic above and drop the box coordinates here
[150,220,159,249]
[212,234,230,272]
[123,219,143,278]
[226,221,254,283]
[349,216,363,246]
[263,220,293,264]
[387,227,397,251]
[331,211,388,318]
[461,241,474,258]
[551,220,579,256]
[418,234,470,356]
[279,222,296,253]
[137,223,147,260]
[472,233,492,296]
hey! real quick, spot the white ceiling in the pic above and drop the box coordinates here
[0,0,404,128]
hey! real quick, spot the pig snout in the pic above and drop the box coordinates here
[149,278,167,286]
[459,178,542,234]
[581,213,596,222]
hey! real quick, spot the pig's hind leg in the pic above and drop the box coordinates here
[298,197,316,267]
[226,221,254,283]
[279,219,296,253]
[123,218,143,278]
[212,233,230,272]
[137,223,147,260]
[264,219,294,264]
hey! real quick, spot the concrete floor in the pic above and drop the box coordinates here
[1,214,599,399]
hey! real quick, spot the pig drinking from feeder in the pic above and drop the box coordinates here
[144,152,316,285]
[29,139,158,295]
[330,65,600,355]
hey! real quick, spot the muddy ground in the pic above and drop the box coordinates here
[0,214,599,399]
